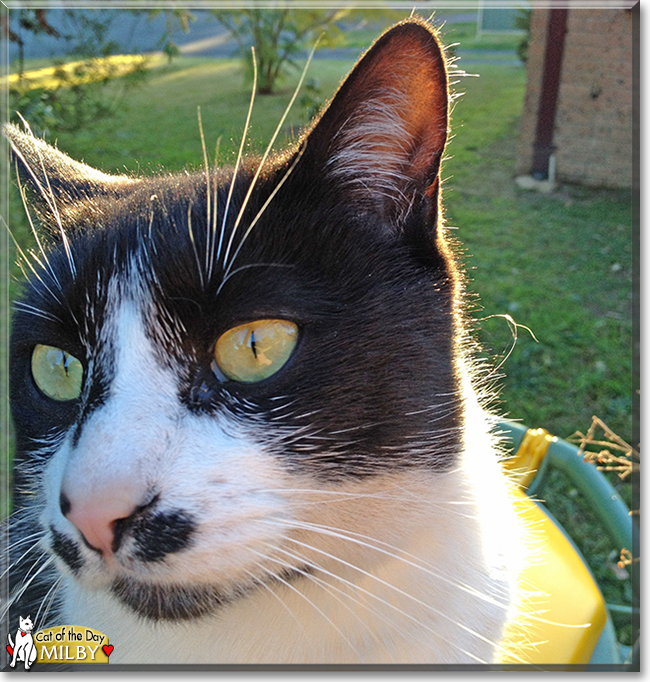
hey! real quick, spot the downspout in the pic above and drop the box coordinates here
[531,8,569,180]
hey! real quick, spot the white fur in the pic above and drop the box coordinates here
[8,615,38,670]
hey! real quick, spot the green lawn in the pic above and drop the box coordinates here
[3,25,634,645]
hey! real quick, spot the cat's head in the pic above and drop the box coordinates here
[18,615,34,632]
[7,20,467,622]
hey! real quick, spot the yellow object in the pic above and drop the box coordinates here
[214,319,298,383]
[502,427,556,489]
[34,625,111,664]
[500,428,608,666]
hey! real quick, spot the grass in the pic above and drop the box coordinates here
[2,25,635,648]
[42,58,352,175]
[444,65,632,445]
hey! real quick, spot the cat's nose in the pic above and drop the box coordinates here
[59,487,140,557]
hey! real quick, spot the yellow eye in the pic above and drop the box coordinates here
[31,344,83,401]
[214,319,298,383]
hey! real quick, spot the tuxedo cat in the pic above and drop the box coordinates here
[3,19,526,664]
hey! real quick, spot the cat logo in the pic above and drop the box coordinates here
[6,615,37,670]
[6,619,113,668]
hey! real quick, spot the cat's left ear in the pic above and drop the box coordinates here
[299,19,449,229]
[3,123,136,232]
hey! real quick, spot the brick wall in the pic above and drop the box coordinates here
[516,8,633,189]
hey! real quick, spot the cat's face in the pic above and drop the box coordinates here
[7,21,464,623]
[19,615,33,632]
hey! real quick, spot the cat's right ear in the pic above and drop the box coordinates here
[3,122,136,232]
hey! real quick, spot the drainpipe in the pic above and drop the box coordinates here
[531,8,569,180]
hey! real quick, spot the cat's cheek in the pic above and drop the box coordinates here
[148,425,296,582]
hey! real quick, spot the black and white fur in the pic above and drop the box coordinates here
[2,20,526,664]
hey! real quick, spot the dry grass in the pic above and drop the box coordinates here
[569,415,639,484]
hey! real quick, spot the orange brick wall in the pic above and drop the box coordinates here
[517,8,633,189]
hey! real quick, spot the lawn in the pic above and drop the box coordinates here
[2,20,634,646]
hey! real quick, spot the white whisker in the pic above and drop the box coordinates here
[186,201,204,289]
[246,546,367,662]
[241,566,301,626]
[197,107,211,285]
[272,536,487,663]
[218,145,306,291]
[14,116,76,278]
[217,46,258,267]
[258,541,400,660]
[221,41,318,273]
[34,575,63,628]
[266,517,510,607]
[279,533,520,664]
[1,555,55,620]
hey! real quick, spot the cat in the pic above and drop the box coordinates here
[2,19,527,665]
[7,615,37,670]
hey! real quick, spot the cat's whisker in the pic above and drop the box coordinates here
[1,554,54,620]
[241,566,301,626]
[1,205,63,308]
[13,116,76,279]
[266,517,511,607]
[219,144,306,290]
[207,137,222,283]
[196,107,211,286]
[12,301,62,324]
[0,534,47,579]
[278,532,519,663]
[256,541,397,659]
[216,262,294,293]
[268,537,488,663]
[267,486,479,513]
[34,575,64,628]
[245,546,368,662]
[186,201,204,289]
[13,165,62,294]
[221,41,318,274]
[217,47,258,268]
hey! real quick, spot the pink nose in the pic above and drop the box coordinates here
[60,490,139,557]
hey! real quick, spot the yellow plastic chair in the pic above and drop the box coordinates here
[497,421,637,670]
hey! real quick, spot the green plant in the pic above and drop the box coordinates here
[211,8,351,94]
[514,8,532,64]
[298,77,323,121]
[6,8,152,136]
[9,54,149,135]
[211,7,401,95]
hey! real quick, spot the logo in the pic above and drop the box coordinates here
[6,618,113,669]
[6,615,37,670]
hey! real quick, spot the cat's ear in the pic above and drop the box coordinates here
[3,122,136,230]
[300,19,449,227]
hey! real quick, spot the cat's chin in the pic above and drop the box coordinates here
[110,565,312,621]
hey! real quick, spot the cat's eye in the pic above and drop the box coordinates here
[214,320,298,383]
[31,344,84,401]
